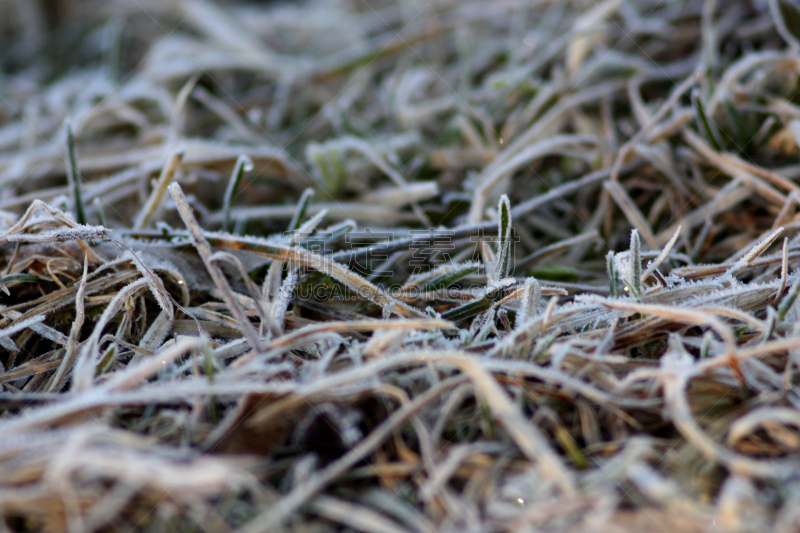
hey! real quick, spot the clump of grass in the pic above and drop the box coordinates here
[3,1,800,532]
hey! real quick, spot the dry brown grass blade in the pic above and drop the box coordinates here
[237,376,467,533]
[169,183,266,353]
[603,181,658,249]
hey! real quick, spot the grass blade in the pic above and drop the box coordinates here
[134,148,185,230]
[64,122,87,226]
[492,194,513,283]
[691,88,723,152]
[222,155,253,233]
[415,262,481,293]
[288,188,315,233]
[628,229,641,298]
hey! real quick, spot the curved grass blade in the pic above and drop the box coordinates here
[492,195,513,282]
[288,188,315,233]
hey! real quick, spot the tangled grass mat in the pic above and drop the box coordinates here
[3,0,800,531]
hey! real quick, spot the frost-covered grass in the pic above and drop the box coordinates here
[3,0,800,531]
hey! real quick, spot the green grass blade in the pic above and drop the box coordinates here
[65,122,87,226]
[778,272,800,321]
[606,251,618,297]
[691,89,723,152]
[288,188,315,233]
[442,285,503,322]
[222,155,253,233]
[492,194,512,282]
[629,229,641,298]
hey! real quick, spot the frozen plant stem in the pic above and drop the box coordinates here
[169,182,266,352]
[134,149,185,230]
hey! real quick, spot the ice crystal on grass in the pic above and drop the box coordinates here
[4,1,800,532]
